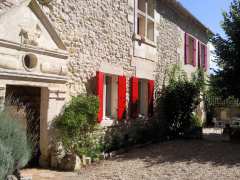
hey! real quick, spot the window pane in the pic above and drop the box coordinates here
[138,0,146,12]
[147,19,154,41]
[137,14,146,37]
[188,37,194,65]
[147,0,154,18]
[105,76,112,117]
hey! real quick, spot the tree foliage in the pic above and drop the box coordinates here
[161,65,204,137]
[211,0,240,99]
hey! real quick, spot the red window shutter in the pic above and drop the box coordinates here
[198,41,201,68]
[204,45,208,71]
[148,80,155,117]
[96,71,104,123]
[193,38,197,67]
[184,33,189,65]
[118,75,126,121]
[131,77,139,118]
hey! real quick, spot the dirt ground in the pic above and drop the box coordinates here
[22,128,240,180]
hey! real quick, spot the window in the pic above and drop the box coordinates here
[185,33,196,66]
[103,75,118,119]
[198,42,208,70]
[137,0,155,42]
[138,79,148,116]
[97,72,127,123]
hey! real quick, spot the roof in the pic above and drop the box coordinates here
[170,0,214,35]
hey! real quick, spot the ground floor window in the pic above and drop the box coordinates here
[96,71,127,123]
[131,77,154,118]
[103,75,118,120]
[138,79,149,116]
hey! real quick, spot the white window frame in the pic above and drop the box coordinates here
[134,0,156,44]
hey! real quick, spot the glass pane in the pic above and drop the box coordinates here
[105,76,112,117]
[147,19,154,41]
[147,0,154,18]
[137,14,146,37]
[138,0,146,12]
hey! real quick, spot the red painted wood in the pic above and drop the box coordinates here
[193,38,197,67]
[118,75,126,121]
[96,71,104,123]
[148,80,155,117]
[131,77,139,118]
[184,33,189,65]
[198,41,201,68]
[204,45,208,71]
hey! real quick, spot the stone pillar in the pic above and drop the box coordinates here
[39,87,66,167]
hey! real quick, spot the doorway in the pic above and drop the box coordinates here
[5,85,41,166]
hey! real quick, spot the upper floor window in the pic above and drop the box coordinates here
[185,33,197,67]
[137,0,155,42]
[198,42,208,70]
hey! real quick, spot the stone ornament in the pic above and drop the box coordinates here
[19,24,42,46]
[22,54,38,72]
[41,63,68,76]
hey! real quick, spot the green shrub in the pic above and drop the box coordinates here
[0,111,31,179]
[55,95,101,159]
[0,142,14,180]
[160,65,204,138]
[191,114,203,128]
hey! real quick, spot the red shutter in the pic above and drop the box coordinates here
[198,41,201,68]
[131,77,139,118]
[204,45,208,71]
[193,38,197,67]
[148,80,155,117]
[118,75,126,121]
[96,71,104,123]
[184,33,189,65]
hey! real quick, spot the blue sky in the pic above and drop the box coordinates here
[178,0,230,36]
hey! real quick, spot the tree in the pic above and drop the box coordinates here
[211,0,240,100]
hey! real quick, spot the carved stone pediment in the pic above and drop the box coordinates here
[0,0,68,81]
[0,0,66,51]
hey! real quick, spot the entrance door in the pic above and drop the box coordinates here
[5,85,41,166]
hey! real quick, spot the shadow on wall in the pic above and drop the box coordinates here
[114,139,240,168]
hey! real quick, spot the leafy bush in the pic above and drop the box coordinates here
[55,95,102,159]
[160,66,204,138]
[0,111,32,179]
[191,114,203,128]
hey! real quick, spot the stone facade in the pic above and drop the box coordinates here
[0,0,210,166]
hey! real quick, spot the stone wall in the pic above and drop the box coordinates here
[0,0,209,113]
[42,0,135,97]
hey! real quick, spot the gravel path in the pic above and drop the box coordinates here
[22,129,240,180]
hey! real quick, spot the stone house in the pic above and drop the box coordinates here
[0,0,211,166]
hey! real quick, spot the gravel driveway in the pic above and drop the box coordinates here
[22,130,240,180]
